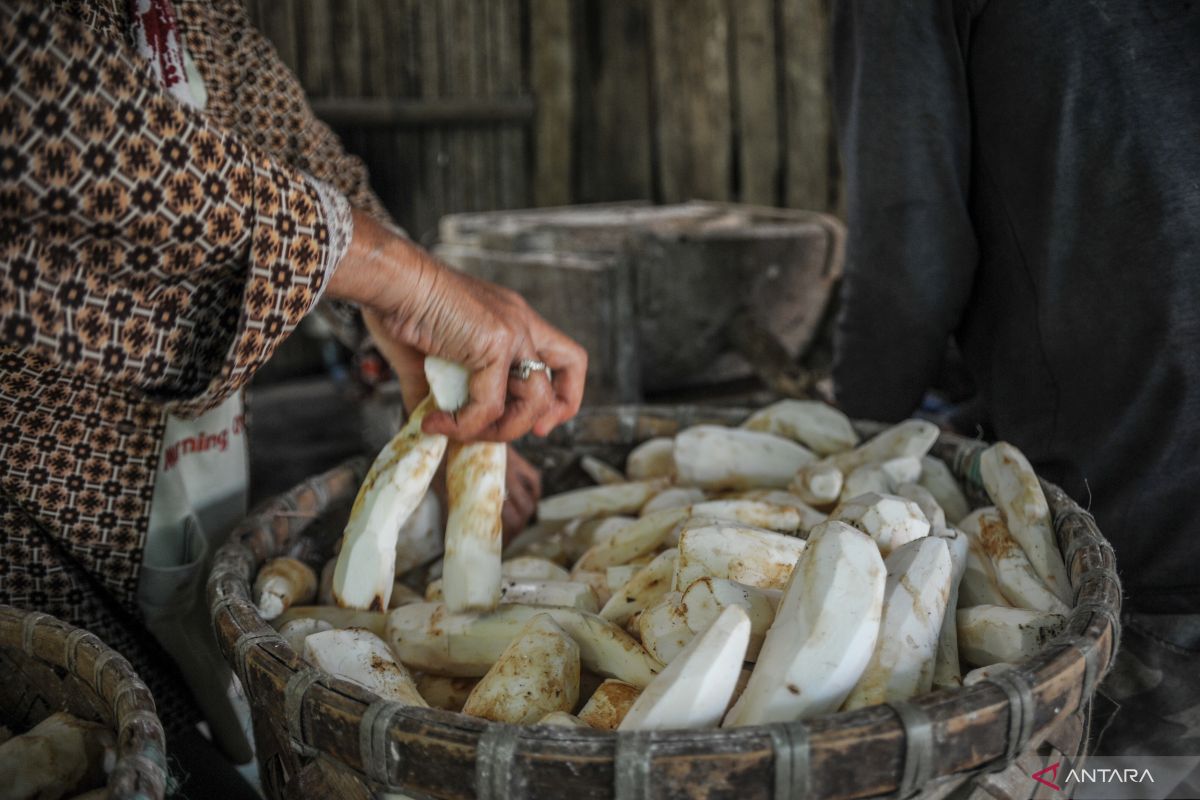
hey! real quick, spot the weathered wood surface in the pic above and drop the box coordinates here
[780,0,835,211]
[209,409,1120,800]
[576,0,655,204]
[649,0,732,203]
[437,202,844,397]
[0,607,169,800]
[530,0,574,207]
[246,0,840,241]
[730,0,782,206]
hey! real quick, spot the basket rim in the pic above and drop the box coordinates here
[0,605,169,800]
[208,404,1121,799]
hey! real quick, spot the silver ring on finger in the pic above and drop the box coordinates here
[511,358,551,382]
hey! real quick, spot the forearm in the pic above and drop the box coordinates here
[326,210,444,314]
[0,1,353,412]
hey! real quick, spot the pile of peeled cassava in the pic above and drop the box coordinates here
[0,712,117,800]
[262,360,1072,731]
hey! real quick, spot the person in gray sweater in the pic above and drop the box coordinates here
[832,0,1200,766]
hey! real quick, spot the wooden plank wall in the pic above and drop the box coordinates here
[245,0,837,241]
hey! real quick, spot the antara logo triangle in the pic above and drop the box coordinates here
[1032,761,1063,791]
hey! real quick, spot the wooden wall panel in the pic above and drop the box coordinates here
[648,0,732,203]
[574,0,654,203]
[530,0,573,207]
[780,0,834,211]
[730,0,782,206]
[245,0,839,238]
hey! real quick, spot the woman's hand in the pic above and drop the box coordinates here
[330,211,587,441]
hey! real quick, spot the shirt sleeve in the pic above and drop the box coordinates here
[0,0,354,417]
[188,0,398,230]
[830,0,979,421]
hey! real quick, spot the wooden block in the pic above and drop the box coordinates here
[435,202,844,397]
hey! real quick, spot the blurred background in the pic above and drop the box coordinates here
[244,0,851,500]
[244,0,837,240]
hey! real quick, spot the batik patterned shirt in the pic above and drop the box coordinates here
[0,0,393,728]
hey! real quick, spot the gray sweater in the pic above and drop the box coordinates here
[832,0,1200,612]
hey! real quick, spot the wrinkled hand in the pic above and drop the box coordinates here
[331,211,587,441]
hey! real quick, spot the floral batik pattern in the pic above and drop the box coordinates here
[1,0,390,731]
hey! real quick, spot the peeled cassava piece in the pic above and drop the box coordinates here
[606,564,641,592]
[625,437,676,480]
[499,580,600,612]
[831,492,930,557]
[842,536,953,710]
[278,617,333,653]
[386,602,660,687]
[729,490,827,532]
[461,614,580,724]
[641,486,706,515]
[577,679,641,730]
[442,441,506,613]
[673,426,816,490]
[958,534,1011,609]
[569,567,613,608]
[931,528,970,690]
[918,456,971,524]
[502,556,571,582]
[0,712,115,800]
[960,507,1069,615]
[840,464,892,501]
[740,399,859,456]
[894,482,947,531]
[580,455,625,485]
[575,500,801,573]
[303,628,427,707]
[572,508,687,571]
[538,479,668,522]
[723,521,885,726]
[681,577,780,661]
[253,557,318,620]
[426,578,600,612]
[789,462,844,507]
[638,592,695,664]
[620,605,751,731]
[674,520,806,592]
[979,443,1072,605]
[273,605,387,638]
[957,605,1067,666]
[394,490,444,575]
[424,356,508,615]
[501,519,569,562]
[333,396,446,611]
[826,419,939,476]
[571,516,637,557]
[599,548,677,626]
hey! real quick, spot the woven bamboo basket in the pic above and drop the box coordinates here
[0,606,169,799]
[208,406,1121,800]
